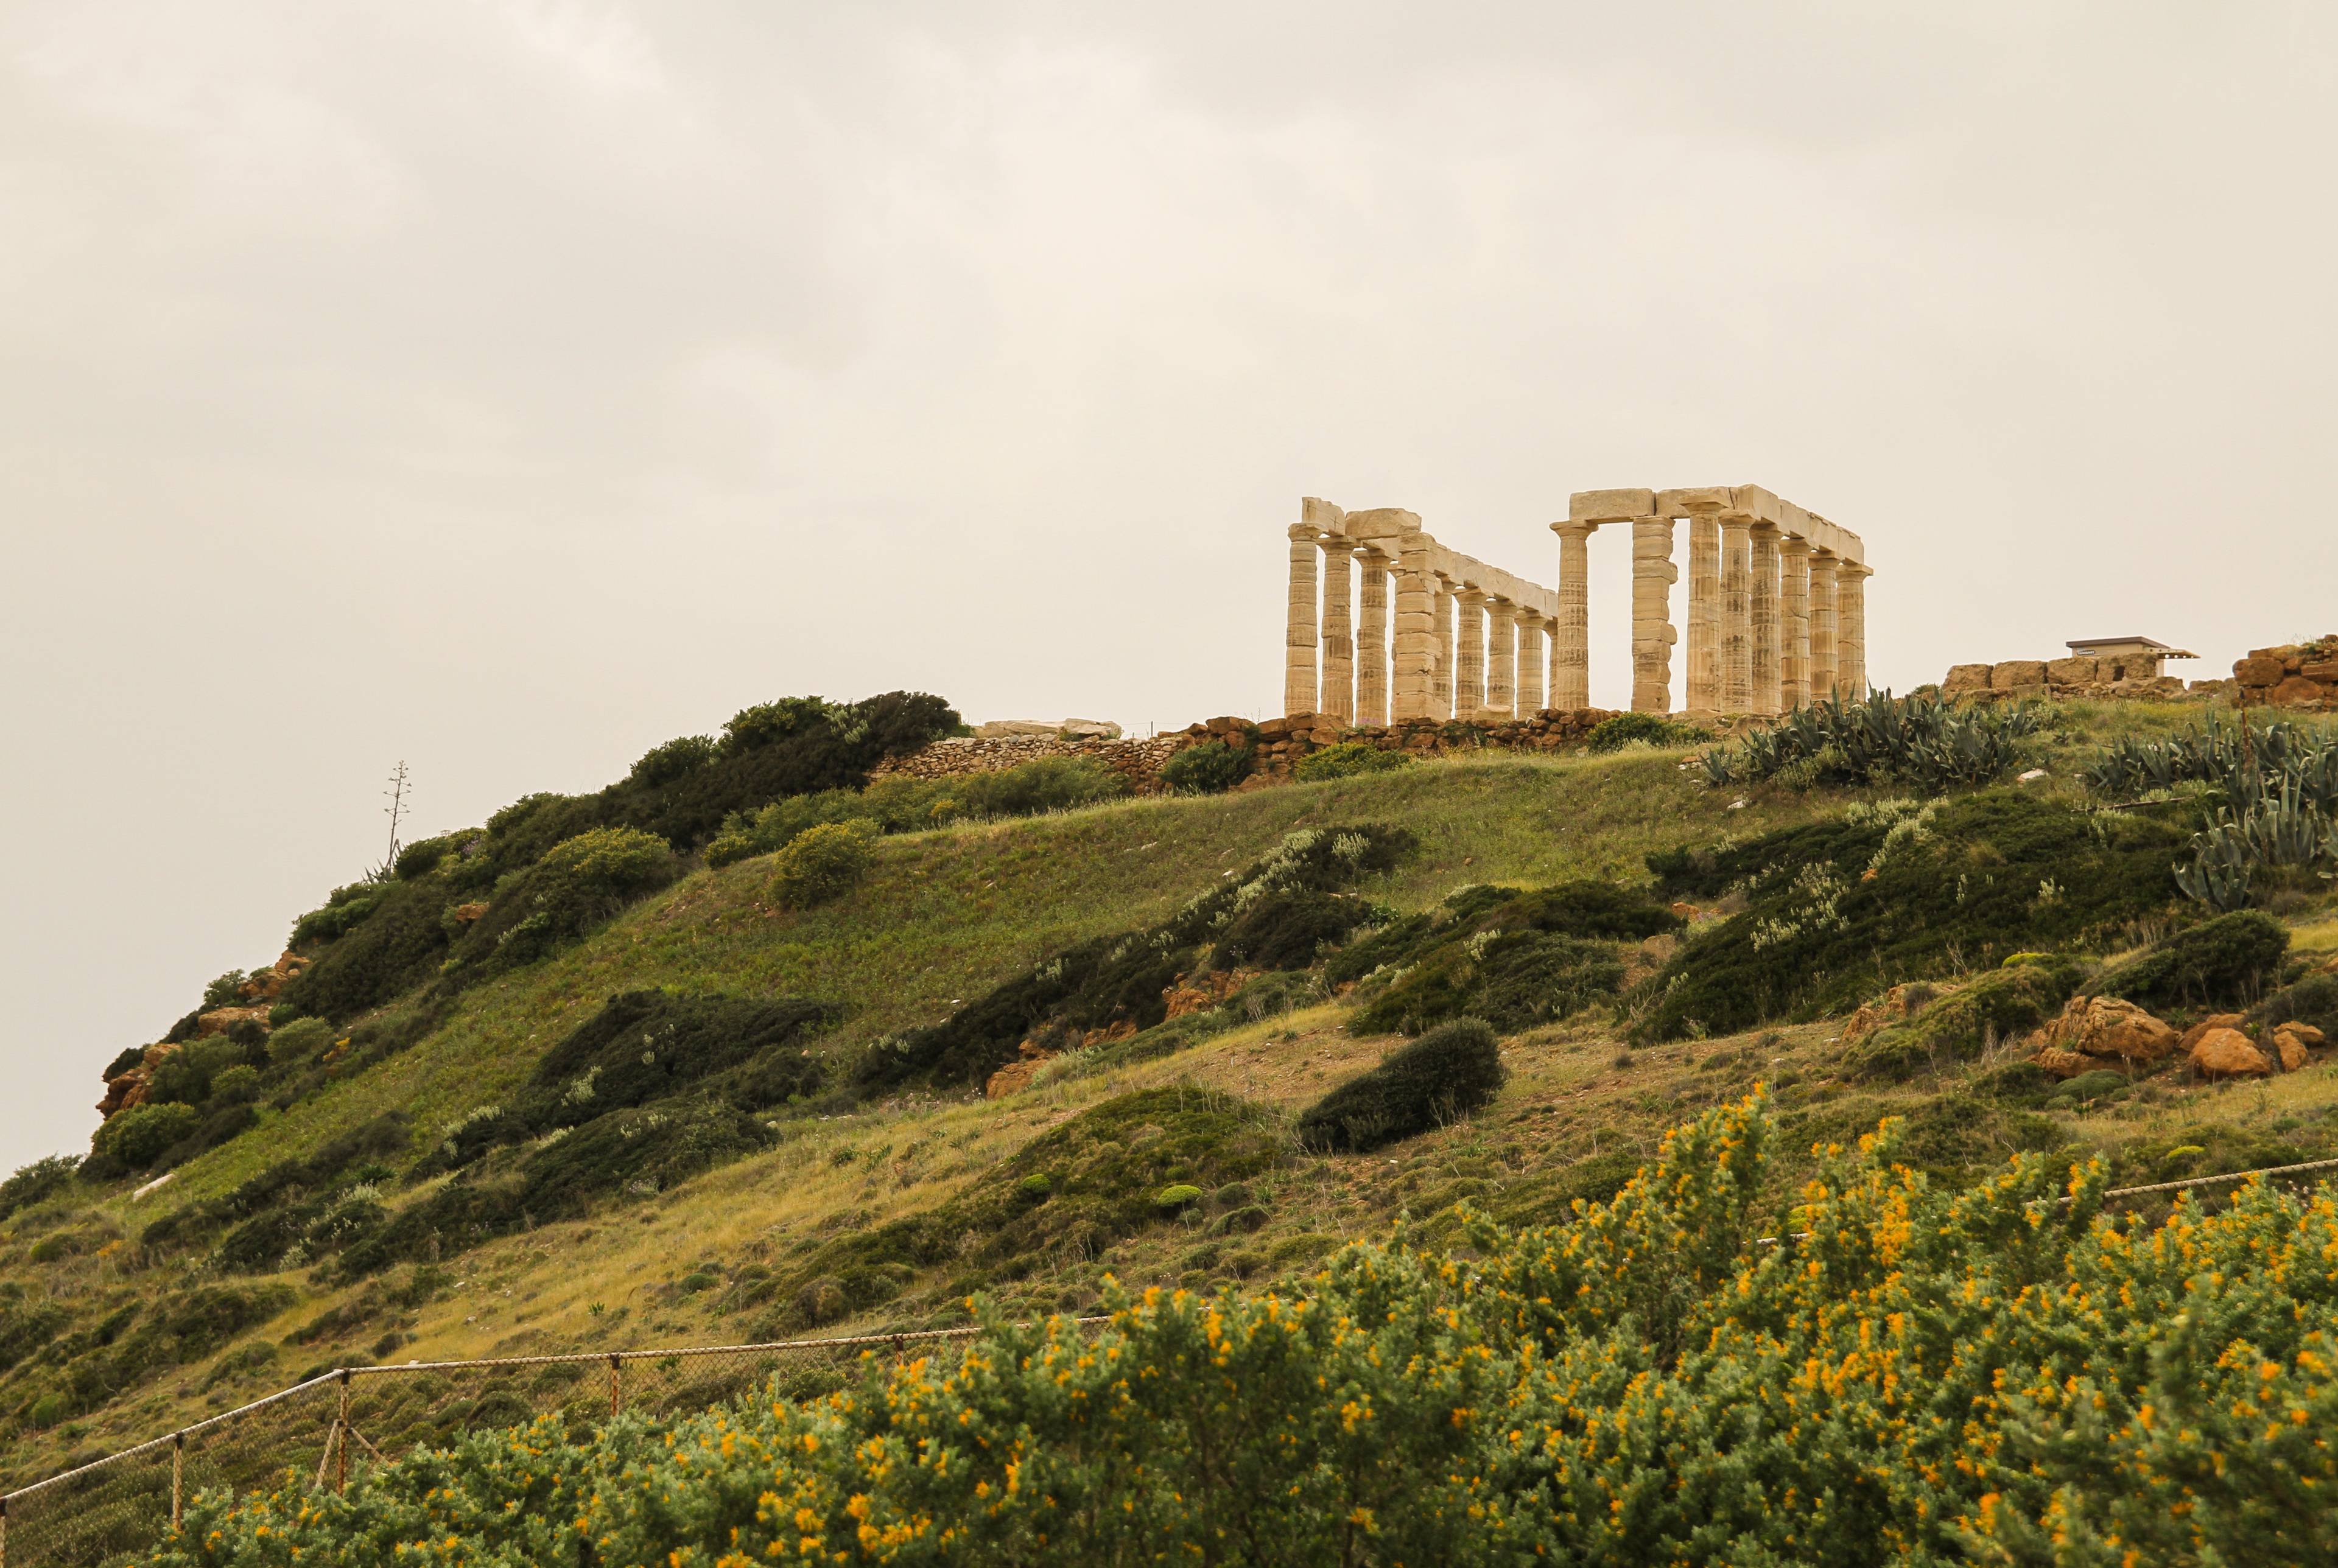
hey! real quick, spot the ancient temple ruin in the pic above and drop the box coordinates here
[1284,486,1868,720]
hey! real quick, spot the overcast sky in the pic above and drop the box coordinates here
[4,1,2334,1172]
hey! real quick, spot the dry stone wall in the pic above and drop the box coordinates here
[868,733,1188,791]
[2232,636,2338,711]
[1940,635,2338,710]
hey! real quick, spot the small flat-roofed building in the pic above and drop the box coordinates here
[2064,636,2198,681]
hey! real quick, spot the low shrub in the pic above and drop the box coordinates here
[281,875,457,1022]
[1844,956,2089,1081]
[928,757,1129,822]
[630,733,718,788]
[1297,1017,1505,1152]
[200,970,250,1009]
[90,1102,200,1170]
[1699,688,2046,791]
[770,820,879,910]
[1294,742,1414,781]
[1159,740,1252,795]
[1206,890,1385,971]
[266,1015,335,1066]
[704,791,875,869]
[1632,791,2190,1043]
[442,826,681,985]
[2252,971,2338,1040]
[2093,910,2291,1012]
[1587,712,1702,753]
[0,1155,77,1220]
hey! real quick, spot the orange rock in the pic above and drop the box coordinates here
[2178,1013,2247,1055]
[2272,1022,2324,1071]
[196,1006,272,1038]
[2037,996,2178,1063]
[451,902,490,923]
[2032,1047,2093,1080]
[2189,1026,2272,1078]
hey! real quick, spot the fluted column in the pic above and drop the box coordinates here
[1319,539,1353,723]
[1433,579,1456,719]
[1550,522,1594,710]
[1355,548,1389,726]
[1517,612,1546,714]
[1719,515,1752,713]
[1838,562,1869,699]
[1284,522,1320,717]
[1686,514,1721,712]
[1808,551,1839,701]
[1778,536,1811,711]
[1631,520,1677,714]
[1486,600,1517,718]
[1391,536,1436,720]
[1455,589,1486,718]
[1750,523,1780,715]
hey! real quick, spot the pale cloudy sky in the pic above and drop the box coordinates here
[4,1,2334,1171]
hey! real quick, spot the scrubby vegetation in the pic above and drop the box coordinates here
[854,825,1413,1093]
[1297,1018,1504,1151]
[2091,909,2291,1012]
[704,757,1130,869]
[1586,711,1703,752]
[158,1093,2338,1568]
[1159,738,1252,794]
[1843,955,2088,1080]
[1699,688,2046,791]
[1632,790,2191,1042]
[2083,715,2338,909]
[1293,741,1414,780]
[768,820,879,909]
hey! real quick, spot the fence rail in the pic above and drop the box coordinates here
[0,1321,1073,1568]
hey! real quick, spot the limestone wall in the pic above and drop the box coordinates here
[868,733,1191,791]
[1232,708,1625,782]
[1939,636,2338,710]
[2232,637,2338,711]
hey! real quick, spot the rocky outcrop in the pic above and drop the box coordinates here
[1842,981,1961,1047]
[2231,637,2338,712]
[2028,995,2179,1071]
[2273,1022,2326,1071]
[2188,1027,2272,1079]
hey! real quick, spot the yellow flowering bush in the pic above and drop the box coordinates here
[160,1092,2338,1565]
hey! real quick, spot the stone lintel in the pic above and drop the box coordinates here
[1301,496,1345,533]
[1570,488,1655,522]
[1332,506,1422,541]
[1654,486,1733,515]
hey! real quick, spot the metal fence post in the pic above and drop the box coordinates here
[172,1432,186,1529]
[335,1370,353,1495]
[609,1354,623,1419]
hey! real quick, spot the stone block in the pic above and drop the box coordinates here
[1727,485,1783,524]
[2303,660,2338,683]
[2045,656,2099,687]
[1570,488,1655,521]
[2234,656,2287,687]
[1990,660,2049,690]
[1654,486,1732,515]
[2272,676,2327,706]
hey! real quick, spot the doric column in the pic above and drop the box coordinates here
[1486,599,1517,718]
[1433,578,1456,719]
[1808,551,1839,701]
[1354,548,1389,727]
[1549,522,1595,710]
[1778,536,1811,711]
[1391,535,1436,721]
[1719,514,1752,713]
[1838,562,1870,699]
[1686,514,1721,712]
[1319,538,1353,723]
[1517,612,1546,714]
[1285,520,1321,717]
[1455,589,1486,718]
[1631,519,1677,713]
[1750,523,1780,715]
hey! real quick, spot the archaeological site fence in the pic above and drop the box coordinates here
[0,1323,1096,1568]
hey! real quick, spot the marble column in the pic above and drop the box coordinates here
[1631,519,1677,714]
[1550,522,1595,710]
[1808,551,1839,701]
[1778,536,1811,712]
[1319,539,1353,723]
[1486,599,1517,718]
[1518,612,1546,714]
[1456,589,1486,718]
[1686,514,1721,712]
[1719,515,1752,713]
[1838,562,1869,699]
[1391,537,1436,720]
[1750,523,1781,715]
[1355,548,1389,726]
[1433,579,1456,719]
[1284,522,1319,717]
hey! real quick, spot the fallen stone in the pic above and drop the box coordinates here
[2177,1013,2248,1055]
[2189,1026,2272,1078]
[2032,1047,2094,1080]
[2274,1026,2314,1072]
[2272,676,2327,707]
[2037,995,2179,1064]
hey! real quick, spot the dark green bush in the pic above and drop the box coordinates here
[1207,890,1385,971]
[1298,1018,1505,1152]
[1632,791,2190,1043]
[932,757,1129,821]
[0,1155,77,1220]
[1160,740,1252,795]
[2093,911,2291,1012]
[1587,713,1702,753]
[1294,743,1414,781]
[770,821,879,910]
[630,734,718,787]
[1844,956,2089,1082]
[2252,972,2338,1040]
[201,970,249,1009]
[91,1102,200,1170]
[1699,688,2045,791]
[442,827,681,986]
[706,791,874,869]
[283,877,457,1022]
[394,833,477,881]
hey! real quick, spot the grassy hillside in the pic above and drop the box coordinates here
[9,696,2338,1530]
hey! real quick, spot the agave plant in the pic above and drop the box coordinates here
[1704,689,2044,793]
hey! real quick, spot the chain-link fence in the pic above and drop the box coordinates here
[0,1324,1039,1568]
